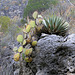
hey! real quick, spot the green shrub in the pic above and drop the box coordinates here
[0,16,11,32]
[23,0,58,17]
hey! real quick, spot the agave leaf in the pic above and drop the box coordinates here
[54,17,59,31]
[49,17,54,32]
[55,17,58,27]
[55,17,62,31]
[57,18,62,26]
[60,21,66,26]
[56,21,66,32]
[49,17,51,28]
[52,16,56,31]
[50,18,54,32]
[53,17,57,31]
[44,18,49,28]
[64,22,69,27]
[55,17,60,25]
[42,19,47,27]
[62,23,68,29]
[61,24,68,31]
[52,16,55,26]
[57,19,67,33]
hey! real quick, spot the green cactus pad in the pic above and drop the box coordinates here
[24,57,32,62]
[26,25,31,33]
[32,41,37,46]
[23,40,26,45]
[25,48,33,56]
[18,46,23,52]
[32,11,38,19]
[14,53,20,61]
[17,35,23,43]
[29,20,36,28]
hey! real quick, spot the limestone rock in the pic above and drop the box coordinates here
[34,34,75,75]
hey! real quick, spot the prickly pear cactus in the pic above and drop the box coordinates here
[13,11,44,63]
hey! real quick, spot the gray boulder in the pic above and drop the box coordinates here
[34,34,75,75]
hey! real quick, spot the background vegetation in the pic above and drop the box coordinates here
[0,16,11,33]
[23,0,58,18]
[0,16,22,47]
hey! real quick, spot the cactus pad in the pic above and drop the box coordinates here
[17,35,23,43]
[14,53,20,61]
[18,46,23,52]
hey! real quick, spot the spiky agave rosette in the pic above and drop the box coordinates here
[43,16,69,35]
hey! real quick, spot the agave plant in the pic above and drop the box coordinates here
[43,16,69,35]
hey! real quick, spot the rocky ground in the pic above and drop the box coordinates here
[0,0,28,18]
